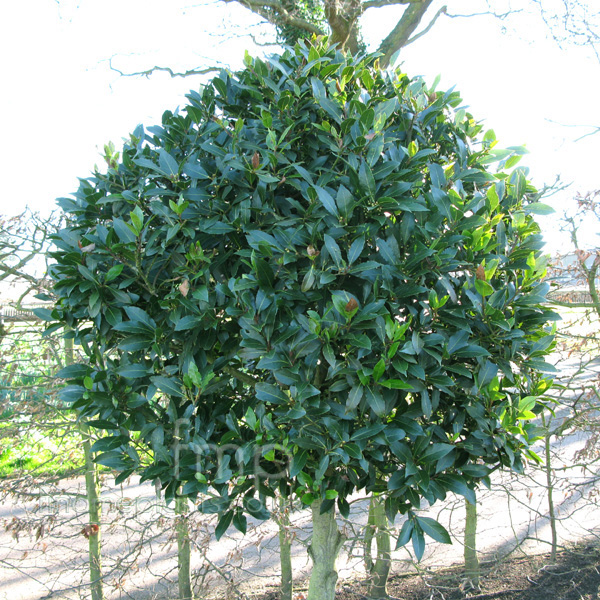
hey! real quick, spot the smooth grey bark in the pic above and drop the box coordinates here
[307,500,346,600]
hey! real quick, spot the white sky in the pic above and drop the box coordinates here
[1,0,598,252]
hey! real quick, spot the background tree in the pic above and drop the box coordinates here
[103,0,599,77]
[48,39,557,600]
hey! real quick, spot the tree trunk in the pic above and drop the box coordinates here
[278,495,293,600]
[366,495,391,599]
[464,496,479,586]
[66,334,104,600]
[542,414,558,562]
[307,500,345,600]
[176,495,194,600]
[82,423,104,600]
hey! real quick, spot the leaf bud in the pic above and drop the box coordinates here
[476,264,486,281]
[345,298,358,312]
[179,279,190,297]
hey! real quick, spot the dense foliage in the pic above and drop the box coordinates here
[48,39,557,552]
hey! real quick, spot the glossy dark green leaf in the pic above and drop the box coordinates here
[151,376,184,398]
[314,185,339,217]
[215,510,234,540]
[416,516,451,544]
[116,364,150,379]
[395,518,414,549]
[412,525,425,560]
[255,382,288,404]
[346,386,363,411]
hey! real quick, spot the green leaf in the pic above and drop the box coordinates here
[447,330,469,354]
[478,360,498,387]
[344,443,362,459]
[380,379,413,390]
[215,510,234,540]
[253,256,275,290]
[358,160,376,197]
[290,449,308,478]
[395,518,414,549]
[116,364,150,379]
[525,202,554,215]
[151,376,184,398]
[233,510,247,535]
[324,234,343,269]
[416,516,451,544]
[183,161,210,179]
[105,264,124,282]
[56,364,89,379]
[438,474,476,505]
[475,279,494,297]
[412,525,425,560]
[255,382,288,404]
[352,423,386,441]
[314,186,339,217]
[372,358,386,382]
[175,315,202,331]
[336,185,354,219]
[33,308,54,322]
[113,217,137,243]
[346,386,363,411]
[422,443,454,464]
[348,237,364,264]
[365,386,385,416]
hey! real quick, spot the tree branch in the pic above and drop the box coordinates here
[377,0,435,68]
[224,0,324,36]
[362,0,415,10]
[108,57,222,79]
[405,4,447,46]
[445,9,523,21]
[324,0,363,49]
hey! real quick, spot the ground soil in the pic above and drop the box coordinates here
[256,543,600,600]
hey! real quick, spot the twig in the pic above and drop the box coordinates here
[109,56,221,79]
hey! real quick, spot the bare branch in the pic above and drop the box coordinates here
[575,126,600,142]
[377,0,435,68]
[406,4,447,46]
[445,9,523,21]
[544,117,600,142]
[108,57,222,79]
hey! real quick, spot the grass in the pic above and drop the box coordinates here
[0,323,86,478]
[0,418,84,478]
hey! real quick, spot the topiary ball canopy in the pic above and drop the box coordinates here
[50,39,556,547]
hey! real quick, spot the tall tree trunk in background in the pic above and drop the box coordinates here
[65,335,104,600]
[464,496,479,586]
[176,495,194,600]
[307,500,345,600]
